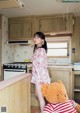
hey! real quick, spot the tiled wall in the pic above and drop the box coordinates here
[10,44,33,62]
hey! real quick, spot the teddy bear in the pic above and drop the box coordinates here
[41,81,80,113]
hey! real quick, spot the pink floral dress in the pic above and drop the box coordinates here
[31,48,51,84]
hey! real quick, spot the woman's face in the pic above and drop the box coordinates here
[33,34,43,46]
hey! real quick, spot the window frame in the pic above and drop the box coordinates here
[46,36,71,58]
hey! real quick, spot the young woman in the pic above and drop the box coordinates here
[31,32,51,112]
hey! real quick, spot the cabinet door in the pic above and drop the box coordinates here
[23,22,32,38]
[48,67,74,99]
[31,84,40,107]
[8,17,34,41]
[0,45,1,77]
[74,71,80,103]
[39,17,66,32]
[9,23,22,40]
[66,13,73,33]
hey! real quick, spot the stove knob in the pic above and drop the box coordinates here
[17,66,20,69]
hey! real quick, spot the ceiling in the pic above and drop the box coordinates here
[0,0,80,18]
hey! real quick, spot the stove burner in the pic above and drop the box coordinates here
[3,62,32,70]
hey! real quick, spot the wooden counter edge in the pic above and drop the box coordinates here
[0,73,31,90]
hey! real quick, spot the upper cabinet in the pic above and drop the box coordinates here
[65,13,73,33]
[8,16,35,41]
[8,13,73,41]
[35,13,73,33]
[22,22,32,38]
[36,16,66,33]
[0,15,1,29]
[0,15,2,79]
[9,23,22,40]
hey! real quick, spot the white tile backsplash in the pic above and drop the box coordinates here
[3,43,33,63]
[13,45,33,62]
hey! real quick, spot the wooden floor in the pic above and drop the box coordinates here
[31,106,40,113]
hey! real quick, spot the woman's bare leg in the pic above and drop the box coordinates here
[35,84,45,113]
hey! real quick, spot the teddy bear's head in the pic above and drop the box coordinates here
[41,81,69,103]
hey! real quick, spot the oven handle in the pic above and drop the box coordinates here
[4,69,26,72]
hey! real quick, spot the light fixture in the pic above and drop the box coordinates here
[0,0,24,9]
[57,0,80,3]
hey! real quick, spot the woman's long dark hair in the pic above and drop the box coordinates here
[33,32,47,53]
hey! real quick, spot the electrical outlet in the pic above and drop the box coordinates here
[72,48,75,53]
[1,106,7,112]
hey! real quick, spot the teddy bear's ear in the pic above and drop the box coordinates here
[58,80,66,88]
[58,80,62,83]
[41,84,48,97]
[58,80,64,85]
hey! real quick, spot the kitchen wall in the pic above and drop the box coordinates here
[11,17,80,64]
[5,44,71,64]
[2,15,33,63]
[2,15,80,64]
[2,15,14,64]
[72,17,80,62]
[10,44,33,62]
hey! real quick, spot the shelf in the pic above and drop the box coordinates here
[74,86,80,92]
[74,71,80,75]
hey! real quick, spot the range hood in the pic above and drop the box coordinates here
[0,0,24,9]
[7,40,32,45]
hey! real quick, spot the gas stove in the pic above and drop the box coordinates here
[3,62,32,70]
[3,62,32,80]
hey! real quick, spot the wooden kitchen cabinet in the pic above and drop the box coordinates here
[29,66,40,107]
[31,66,74,107]
[23,22,32,38]
[74,71,80,103]
[0,15,2,80]
[35,13,73,33]
[9,23,22,40]
[31,84,40,107]
[0,74,31,113]
[48,67,74,99]
[36,16,66,33]
[0,15,1,29]
[65,13,73,33]
[26,66,39,107]
[8,16,35,41]
[8,14,73,41]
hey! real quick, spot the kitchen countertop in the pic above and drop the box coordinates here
[27,63,73,68]
[27,63,32,67]
[0,73,31,90]
[48,64,73,68]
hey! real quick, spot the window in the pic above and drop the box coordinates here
[46,36,71,58]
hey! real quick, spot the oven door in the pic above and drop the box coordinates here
[4,69,26,80]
